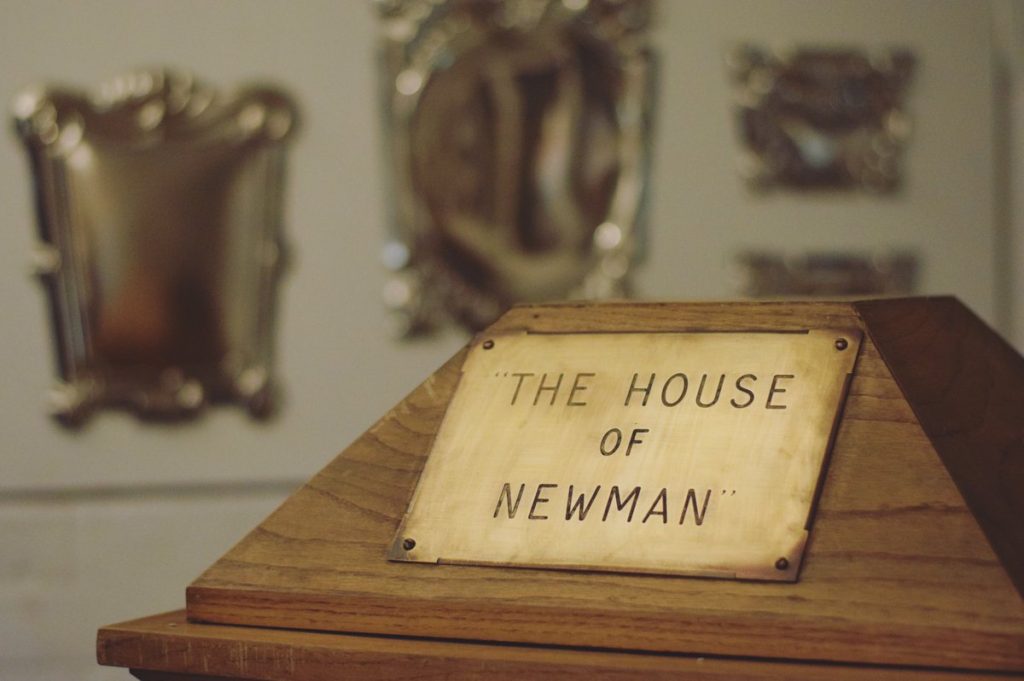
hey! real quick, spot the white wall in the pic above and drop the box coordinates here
[649,1,998,323]
[0,488,290,680]
[993,0,1024,347]
[0,2,1012,680]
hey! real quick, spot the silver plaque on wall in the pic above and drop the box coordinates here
[728,46,915,192]
[376,0,657,335]
[13,69,299,426]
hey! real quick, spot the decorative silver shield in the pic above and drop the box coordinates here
[376,0,656,335]
[12,69,298,426]
[728,46,915,192]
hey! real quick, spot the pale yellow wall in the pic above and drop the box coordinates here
[0,2,1014,679]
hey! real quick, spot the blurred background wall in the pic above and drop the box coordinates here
[0,1,1019,679]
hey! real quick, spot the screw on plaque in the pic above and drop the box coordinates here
[402,538,416,551]
[775,557,789,570]
[834,338,848,351]
[482,339,495,350]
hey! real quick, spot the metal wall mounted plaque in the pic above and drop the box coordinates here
[727,46,915,192]
[375,0,656,336]
[736,251,918,297]
[391,329,861,581]
[12,69,298,426]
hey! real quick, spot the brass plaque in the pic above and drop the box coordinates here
[390,329,861,581]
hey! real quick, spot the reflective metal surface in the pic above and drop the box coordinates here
[728,46,915,192]
[13,69,298,426]
[391,329,861,581]
[735,251,918,298]
[376,0,656,335]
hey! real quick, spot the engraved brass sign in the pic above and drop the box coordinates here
[390,330,861,581]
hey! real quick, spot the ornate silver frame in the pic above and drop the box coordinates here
[376,0,656,335]
[728,46,915,192]
[13,69,298,425]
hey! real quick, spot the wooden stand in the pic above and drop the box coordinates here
[98,298,1024,679]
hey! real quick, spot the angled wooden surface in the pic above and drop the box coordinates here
[186,300,1024,673]
[858,298,1024,596]
[101,611,1022,681]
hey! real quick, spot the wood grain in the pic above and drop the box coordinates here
[100,610,1021,681]
[857,297,1024,596]
[186,300,1024,672]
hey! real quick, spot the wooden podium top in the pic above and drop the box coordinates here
[100,299,1024,678]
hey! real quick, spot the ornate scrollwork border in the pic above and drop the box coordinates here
[727,46,915,192]
[12,69,299,425]
[375,0,656,335]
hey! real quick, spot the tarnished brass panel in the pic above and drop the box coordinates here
[391,329,861,581]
